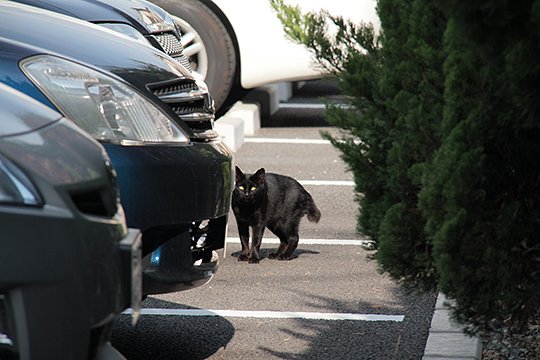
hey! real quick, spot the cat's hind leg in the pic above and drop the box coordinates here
[275,220,300,260]
[268,241,287,259]
[268,226,287,259]
[278,234,299,261]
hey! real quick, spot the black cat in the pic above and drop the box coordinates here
[232,166,321,263]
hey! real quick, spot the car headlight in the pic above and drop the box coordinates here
[135,8,176,33]
[0,155,42,206]
[20,55,190,145]
[98,23,152,46]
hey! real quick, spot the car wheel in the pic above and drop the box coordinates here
[152,0,236,112]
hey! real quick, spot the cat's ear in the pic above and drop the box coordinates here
[252,168,266,185]
[235,166,245,182]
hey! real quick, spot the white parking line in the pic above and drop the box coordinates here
[279,103,328,109]
[278,103,352,110]
[244,138,331,144]
[123,308,404,322]
[226,237,374,246]
[244,137,364,147]
[299,180,354,186]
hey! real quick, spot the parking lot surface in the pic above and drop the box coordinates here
[112,83,437,359]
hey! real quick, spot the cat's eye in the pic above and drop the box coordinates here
[238,186,245,190]
[250,186,257,191]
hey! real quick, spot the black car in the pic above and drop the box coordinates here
[0,83,141,359]
[0,2,233,296]
[14,0,193,71]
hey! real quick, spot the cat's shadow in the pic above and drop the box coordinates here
[230,247,320,260]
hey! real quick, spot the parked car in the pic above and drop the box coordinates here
[149,0,380,111]
[0,83,141,360]
[14,0,193,71]
[0,2,233,296]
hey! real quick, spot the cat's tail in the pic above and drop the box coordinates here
[307,198,321,223]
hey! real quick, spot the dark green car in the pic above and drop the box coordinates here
[0,83,141,359]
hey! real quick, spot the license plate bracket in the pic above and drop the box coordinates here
[120,229,142,325]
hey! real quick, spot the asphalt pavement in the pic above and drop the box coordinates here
[111,81,439,359]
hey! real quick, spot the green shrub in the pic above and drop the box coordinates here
[271,0,446,291]
[272,0,540,334]
[420,1,540,333]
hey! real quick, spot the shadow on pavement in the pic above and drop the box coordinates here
[257,289,437,360]
[111,298,235,360]
[229,247,320,261]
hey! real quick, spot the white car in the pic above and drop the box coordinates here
[149,0,379,112]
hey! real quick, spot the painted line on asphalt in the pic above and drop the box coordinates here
[123,308,404,322]
[278,103,327,109]
[299,180,354,186]
[244,137,363,147]
[244,137,331,145]
[226,237,374,247]
[278,103,351,110]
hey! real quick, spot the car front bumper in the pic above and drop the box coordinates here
[102,140,233,231]
[0,207,141,360]
[102,139,233,295]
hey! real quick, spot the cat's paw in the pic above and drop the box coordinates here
[248,257,260,264]
[238,254,250,261]
[268,252,278,259]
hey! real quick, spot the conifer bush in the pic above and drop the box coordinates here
[420,1,540,333]
[272,0,540,335]
[271,0,446,291]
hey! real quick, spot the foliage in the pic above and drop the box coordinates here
[271,0,446,291]
[271,0,540,334]
[420,0,540,333]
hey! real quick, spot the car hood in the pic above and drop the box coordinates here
[0,83,62,138]
[12,0,176,35]
[0,2,190,96]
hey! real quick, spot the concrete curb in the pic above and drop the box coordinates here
[215,83,288,150]
[214,115,244,152]
[422,293,483,360]
[215,83,482,360]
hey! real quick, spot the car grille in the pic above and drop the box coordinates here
[152,33,192,72]
[148,79,218,141]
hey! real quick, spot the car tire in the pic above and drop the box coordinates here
[152,0,236,112]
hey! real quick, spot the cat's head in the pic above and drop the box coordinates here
[234,166,265,200]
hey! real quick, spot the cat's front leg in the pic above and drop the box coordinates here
[249,225,266,264]
[237,221,250,261]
